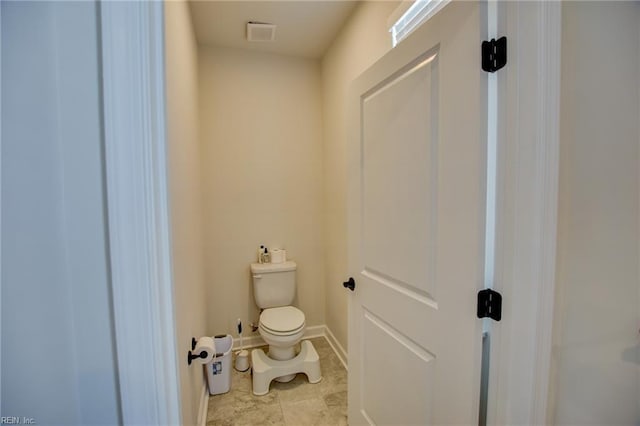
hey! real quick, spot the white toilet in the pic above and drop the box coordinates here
[250,261,322,395]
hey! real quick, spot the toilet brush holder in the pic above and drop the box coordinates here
[235,350,250,372]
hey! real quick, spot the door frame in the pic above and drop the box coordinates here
[489,2,561,424]
[98,1,561,424]
[100,1,181,424]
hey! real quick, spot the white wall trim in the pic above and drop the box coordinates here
[197,380,208,426]
[230,325,348,371]
[324,326,348,371]
[100,2,181,424]
[304,324,327,340]
[492,2,561,424]
[232,324,326,351]
[531,4,561,422]
[232,333,265,351]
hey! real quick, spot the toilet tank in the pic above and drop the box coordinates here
[250,261,297,309]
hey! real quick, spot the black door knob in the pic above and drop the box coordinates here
[343,277,356,291]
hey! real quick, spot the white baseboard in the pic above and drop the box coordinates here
[231,325,326,350]
[324,326,348,371]
[197,379,208,426]
[230,323,348,369]
[304,325,326,340]
[231,333,263,351]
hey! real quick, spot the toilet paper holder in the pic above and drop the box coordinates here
[187,349,209,366]
[187,337,206,366]
[188,336,218,366]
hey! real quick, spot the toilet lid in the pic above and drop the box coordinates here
[260,306,305,334]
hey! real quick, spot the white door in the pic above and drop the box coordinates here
[347,2,487,424]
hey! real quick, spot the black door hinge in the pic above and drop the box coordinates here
[482,36,507,73]
[477,289,502,321]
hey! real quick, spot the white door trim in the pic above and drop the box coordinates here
[100,2,181,424]
[491,2,561,424]
[96,1,561,423]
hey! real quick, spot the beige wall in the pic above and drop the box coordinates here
[168,1,399,381]
[552,2,640,423]
[165,2,207,424]
[320,1,398,351]
[198,46,325,337]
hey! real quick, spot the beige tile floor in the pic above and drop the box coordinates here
[207,337,348,426]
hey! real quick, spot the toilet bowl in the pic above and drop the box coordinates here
[258,306,305,382]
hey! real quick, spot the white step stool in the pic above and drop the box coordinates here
[251,340,322,396]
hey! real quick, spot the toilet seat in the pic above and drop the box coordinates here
[259,306,305,336]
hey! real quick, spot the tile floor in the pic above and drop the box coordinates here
[207,337,348,426]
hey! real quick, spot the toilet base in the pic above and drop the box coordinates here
[251,340,322,396]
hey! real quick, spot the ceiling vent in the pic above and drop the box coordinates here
[247,22,276,42]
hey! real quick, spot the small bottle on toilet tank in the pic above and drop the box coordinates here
[258,245,265,263]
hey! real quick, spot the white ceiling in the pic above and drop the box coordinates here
[189,1,358,59]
